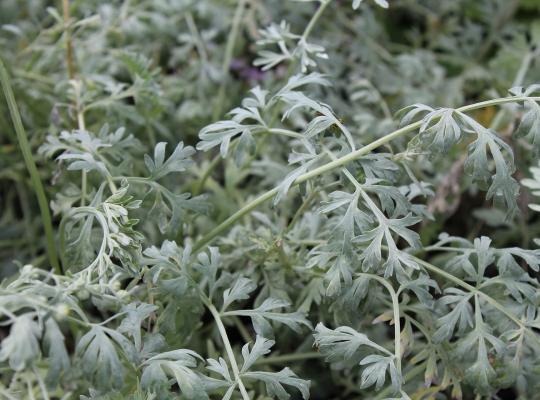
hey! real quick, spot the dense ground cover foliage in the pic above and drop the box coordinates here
[1,0,540,399]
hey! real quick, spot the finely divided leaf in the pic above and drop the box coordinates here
[243,368,310,400]
[118,302,158,350]
[222,277,257,311]
[313,323,383,362]
[359,354,401,391]
[225,298,312,338]
[515,99,540,156]
[241,335,275,373]
[43,318,70,386]
[75,326,132,388]
[145,142,195,180]
[0,315,41,371]
[141,349,208,399]
[433,288,474,342]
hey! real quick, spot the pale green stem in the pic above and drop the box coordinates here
[285,189,320,232]
[0,58,60,273]
[32,364,49,400]
[193,95,540,251]
[254,352,322,366]
[24,296,89,326]
[267,127,304,139]
[62,0,75,80]
[403,314,431,341]
[423,245,469,253]
[213,0,247,120]
[358,273,402,375]
[232,315,252,344]
[512,52,534,88]
[207,303,250,400]
[70,82,117,194]
[83,88,137,112]
[81,171,87,206]
[74,81,88,206]
[193,147,232,196]
[25,374,36,400]
[302,0,332,42]
[185,12,210,67]
[94,164,116,194]
[97,311,128,326]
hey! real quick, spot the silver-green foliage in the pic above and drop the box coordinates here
[1,0,540,399]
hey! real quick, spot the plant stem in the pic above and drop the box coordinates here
[0,58,60,273]
[83,88,137,112]
[81,170,87,206]
[24,374,36,400]
[194,141,242,196]
[232,315,252,344]
[302,0,332,42]
[73,81,88,205]
[512,52,534,88]
[267,127,304,139]
[185,12,210,68]
[254,352,322,366]
[32,364,49,400]
[285,189,320,232]
[207,303,250,400]
[358,273,402,375]
[62,0,75,80]
[193,95,540,251]
[213,0,247,120]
